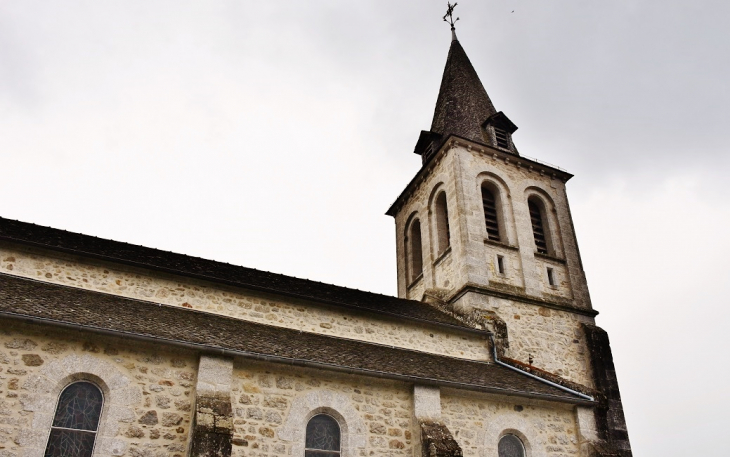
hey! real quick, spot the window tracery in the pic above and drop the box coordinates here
[305,414,341,456]
[44,381,103,457]
[498,434,526,457]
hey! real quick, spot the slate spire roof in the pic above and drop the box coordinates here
[429,35,497,144]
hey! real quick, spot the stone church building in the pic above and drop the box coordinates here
[0,26,631,457]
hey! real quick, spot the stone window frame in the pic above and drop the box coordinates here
[524,187,564,259]
[278,390,366,457]
[16,354,141,457]
[404,212,424,286]
[476,172,517,247]
[482,415,544,457]
[428,184,451,258]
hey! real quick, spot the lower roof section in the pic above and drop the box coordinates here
[0,273,591,405]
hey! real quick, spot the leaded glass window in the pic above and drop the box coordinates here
[44,381,103,457]
[305,414,340,457]
[498,434,526,457]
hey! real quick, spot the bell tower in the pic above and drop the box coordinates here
[387,32,592,316]
[386,13,632,454]
[386,10,632,455]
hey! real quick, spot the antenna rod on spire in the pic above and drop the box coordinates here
[443,2,460,41]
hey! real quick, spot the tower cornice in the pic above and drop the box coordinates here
[447,282,599,318]
[386,135,572,217]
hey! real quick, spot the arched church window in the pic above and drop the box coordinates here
[498,434,526,457]
[481,184,502,241]
[528,197,549,255]
[44,381,103,457]
[434,192,450,254]
[407,220,423,283]
[305,414,341,456]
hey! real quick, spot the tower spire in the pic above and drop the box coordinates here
[429,35,497,145]
[413,5,518,163]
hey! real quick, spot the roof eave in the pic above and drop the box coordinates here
[0,218,479,334]
[0,306,594,406]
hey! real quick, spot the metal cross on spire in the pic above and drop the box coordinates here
[443,2,459,40]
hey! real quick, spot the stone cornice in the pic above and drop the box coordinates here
[448,282,599,318]
[386,135,574,217]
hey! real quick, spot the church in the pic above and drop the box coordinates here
[0,11,631,457]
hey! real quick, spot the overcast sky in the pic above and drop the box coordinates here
[2,1,728,455]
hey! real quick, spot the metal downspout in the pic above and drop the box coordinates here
[488,333,594,402]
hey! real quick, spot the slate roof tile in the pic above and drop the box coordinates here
[430,39,497,145]
[0,273,591,404]
[0,217,471,330]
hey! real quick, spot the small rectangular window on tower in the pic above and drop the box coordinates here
[547,267,555,287]
[497,255,505,275]
[494,127,510,149]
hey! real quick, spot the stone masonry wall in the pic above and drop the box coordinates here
[432,251,456,291]
[230,359,415,457]
[484,244,524,291]
[0,320,197,457]
[394,143,592,306]
[483,296,594,388]
[455,146,591,308]
[0,317,592,457]
[391,144,595,388]
[0,246,489,362]
[440,390,580,457]
[395,151,467,300]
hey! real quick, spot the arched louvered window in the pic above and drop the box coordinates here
[434,192,450,254]
[481,184,501,242]
[44,381,103,457]
[498,434,526,457]
[305,414,341,456]
[528,197,549,255]
[407,220,423,283]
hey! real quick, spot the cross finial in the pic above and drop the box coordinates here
[443,2,459,40]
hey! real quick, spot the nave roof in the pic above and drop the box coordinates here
[0,217,472,331]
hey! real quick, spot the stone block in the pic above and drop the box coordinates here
[413,385,441,422]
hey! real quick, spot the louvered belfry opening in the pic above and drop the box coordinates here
[494,127,510,149]
[482,186,501,241]
[528,199,548,254]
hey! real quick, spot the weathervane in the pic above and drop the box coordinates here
[443,2,459,30]
[443,2,459,40]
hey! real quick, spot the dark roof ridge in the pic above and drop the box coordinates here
[0,273,592,404]
[0,216,476,332]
